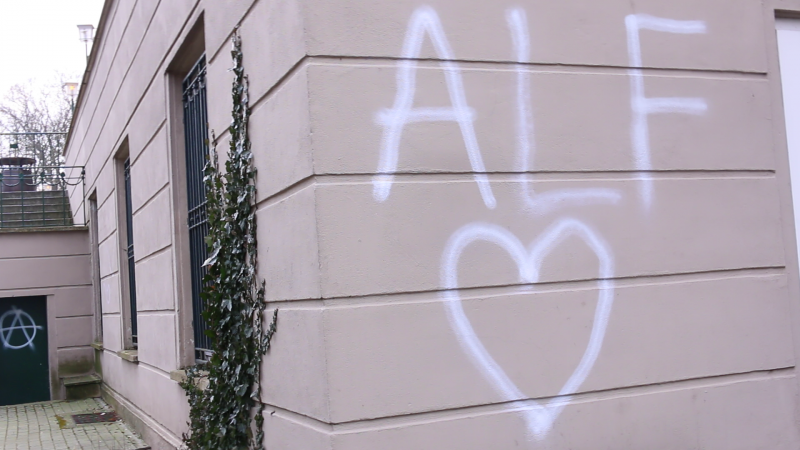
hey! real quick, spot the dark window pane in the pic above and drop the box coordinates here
[182,55,211,362]
[123,157,137,345]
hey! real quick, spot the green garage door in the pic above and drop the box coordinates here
[0,296,50,406]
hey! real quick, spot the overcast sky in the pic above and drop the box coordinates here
[0,0,104,95]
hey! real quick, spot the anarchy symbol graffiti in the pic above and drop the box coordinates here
[0,307,43,350]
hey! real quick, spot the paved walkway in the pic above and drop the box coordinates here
[0,398,149,450]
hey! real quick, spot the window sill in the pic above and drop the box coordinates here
[117,349,139,364]
[170,369,209,391]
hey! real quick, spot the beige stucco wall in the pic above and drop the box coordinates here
[64,0,800,448]
[0,229,93,400]
[63,2,201,447]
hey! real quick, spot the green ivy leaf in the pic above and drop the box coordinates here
[180,30,278,450]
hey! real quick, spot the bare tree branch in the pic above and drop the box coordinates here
[0,75,75,167]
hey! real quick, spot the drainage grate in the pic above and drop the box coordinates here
[71,411,120,424]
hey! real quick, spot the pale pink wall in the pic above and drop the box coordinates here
[63,0,800,448]
[250,0,800,448]
[0,229,93,400]
[64,1,201,447]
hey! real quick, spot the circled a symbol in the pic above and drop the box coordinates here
[0,307,42,350]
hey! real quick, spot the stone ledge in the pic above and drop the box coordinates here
[62,373,102,387]
[169,369,209,390]
[0,225,88,234]
[91,341,104,351]
[117,349,139,363]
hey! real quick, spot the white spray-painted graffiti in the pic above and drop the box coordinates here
[372,5,708,441]
[441,220,614,438]
[0,307,42,350]
[373,5,496,209]
[507,8,622,216]
[625,14,708,210]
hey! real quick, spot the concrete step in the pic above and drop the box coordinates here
[0,190,69,200]
[0,205,71,214]
[0,211,73,221]
[0,199,70,208]
[0,197,70,207]
[0,197,70,210]
[0,218,74,228]
[0,192,67,203]
[0,189,74,228]
[62,374,102,401]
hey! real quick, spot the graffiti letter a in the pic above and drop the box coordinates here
[373,5,496,209]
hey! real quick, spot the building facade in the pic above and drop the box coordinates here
[61,0,800,448]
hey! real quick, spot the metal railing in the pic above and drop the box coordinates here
[0,165,85,229]
[183,55,212,362]
[123,157,138,346]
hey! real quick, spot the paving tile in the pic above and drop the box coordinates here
[0,399,148,450]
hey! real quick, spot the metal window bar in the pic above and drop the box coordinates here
[123,158,138,346]
[183,55,212,362]
[0,165,85,229]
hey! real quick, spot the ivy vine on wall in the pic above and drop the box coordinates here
[180,30,278,450]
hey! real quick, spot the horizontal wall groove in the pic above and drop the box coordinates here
[98,228,116,247]
[100,271,120,281]
[69,0,200,199]
[100,383,184,448]
[131,242,171,265]
[265,367,794,434]
[0,253,91,262]
[55,314,94,320]
[73,0,162,157]
[212,50,766,144]
[135,309,176,315]
[264,266,786,309]
[213,54,309,144]
[307,54,769,79]
[129,119,167,167]
[56,344,93,350]
[66,0,126,155]
[98,352,173,378]
[314,170,777,185]
[254,175,315,210]
[135,360,173,377]
[96,186,113,211]
[253,170,775,211]
[206,0,264,66]
[131,182,170,216]
[133,244,171,265]
[70,0,142,161]
[0,283,93,293]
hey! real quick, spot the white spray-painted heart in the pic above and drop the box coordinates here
[440,218,615,439]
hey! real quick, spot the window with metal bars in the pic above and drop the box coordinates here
[123,157,137,346]
[183,55,211,363]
